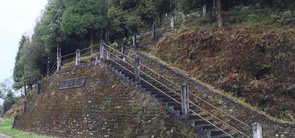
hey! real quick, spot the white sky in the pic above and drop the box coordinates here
[0,0,48,82]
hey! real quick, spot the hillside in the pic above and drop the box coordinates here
[143,26,295,122]
[13,64,196,137]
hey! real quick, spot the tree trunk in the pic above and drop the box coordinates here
[170,15,175,29]
[57,45,61,71]
[203,4,207,16]
[216,0,223,28]
[47,53,50,74]
[24,84,27,96]
[132,32,137,48]
[151,22,156,41]
[89,31,95,54]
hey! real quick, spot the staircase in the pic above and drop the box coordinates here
[104,57,247,138]
[15,42,254,137]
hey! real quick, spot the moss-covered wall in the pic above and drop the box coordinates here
[15,65,197,137]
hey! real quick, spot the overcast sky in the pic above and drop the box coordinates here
[0,0,47,83]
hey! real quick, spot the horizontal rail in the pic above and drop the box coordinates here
[138,52,251,131]
[103,44,251,136]
[107,52,235,137]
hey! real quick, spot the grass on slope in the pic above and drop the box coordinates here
[142,51,295,125]
[0,119,49,138]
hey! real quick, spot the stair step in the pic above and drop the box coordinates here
[209,128,230,137]
[195,123,222,131]
[161,98,181,103]
[107,59,240,138]
[213,133,235,138]
[155,93,179,99]
[193,117,215,126]
[165,102,181,107]
[169,105,200,112]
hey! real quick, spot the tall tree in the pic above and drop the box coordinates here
[61,0,108,50]
[13,36,26,90]
[216,0,223,27]
[108,0,142,47]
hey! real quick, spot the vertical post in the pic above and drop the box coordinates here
[134,56,140,87]
[100,40,104,62]
[132,32,137,48]
[75,49,80,66]
[37,82,41,94]
[252,122,263,138]
[12,115,17,128]
[181,84,189,116]
[203,4,207,16]
[106,50,110,60]
[121,45,125,61]
[95,55,99,65]
[23,102,27,113]
[170,16,175,29]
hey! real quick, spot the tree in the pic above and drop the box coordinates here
[216,0,223,27]
[22,38,46,90]
[108,0,142,47]
[138,0,158,40]
[0,80,17,114]
[61,0,108,50]
[13,36,26,90]
[2,91,16,114]
[31,0,65,73]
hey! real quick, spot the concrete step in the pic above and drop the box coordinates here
[195,123,222,131]
[155,94,180,100]
[161,98,181,103]
[209,128,230,137]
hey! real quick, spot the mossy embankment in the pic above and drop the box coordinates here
[151,27,295,122]
[14,64,197,137]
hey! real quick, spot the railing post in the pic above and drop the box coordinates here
[100,40,104,62]
[106,50,110,60]
[134,56,140,87]
[37,82,41,94]
[120,45,126,61]
[75,49,80,66]
[23,102,27,113]
[181,84,189,116]
[252,122,263,138]
[12,115,17,128]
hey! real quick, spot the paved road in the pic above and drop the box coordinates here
[0,133,9,138]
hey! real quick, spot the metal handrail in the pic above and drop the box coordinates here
[105,43,250,128]
[103,44,251,136]
[107,52,235,137]
[139,54,252,129]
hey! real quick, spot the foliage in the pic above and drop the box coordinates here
[12,0,295,89]
[108,0,142,34]
[61,0,108,38]
[2,91,17,114]
[13,36,26,90]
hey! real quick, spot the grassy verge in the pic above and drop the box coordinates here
[0,118,49,138]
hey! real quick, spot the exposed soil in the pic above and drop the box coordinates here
[14,64,197,137]
[152,27,295,122]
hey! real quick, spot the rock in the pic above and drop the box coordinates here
[104,135,109,137]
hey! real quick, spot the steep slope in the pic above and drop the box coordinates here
[152,27,295,121]
[14,64,197,137]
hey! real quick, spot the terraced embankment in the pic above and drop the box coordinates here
[14,64,197,137]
